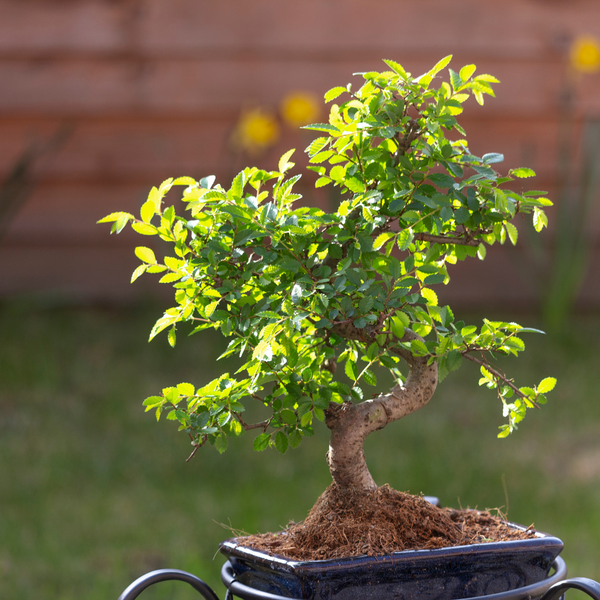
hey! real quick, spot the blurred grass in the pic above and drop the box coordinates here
[0,301,599,599]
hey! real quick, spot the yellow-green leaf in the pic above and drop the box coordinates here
[135,246,156,264]
[373,232,395,251]
[131,222,158,236]
[537,377,557,394]
[252,339,272,362]
[167,326,176,348]
[147,186,161,211]
[511,167,536,178]
[173,176,197,186]
[177,382,195,396]
[159,272,183,284]
[505,222,518,245]
[159,178,174,194]
[97,211,133,224]
[278,149,296,174]
[205,300,219,317]
[533,208,548,232]
[459,64,476,81]
[131,264,147,283]
[421,287,438,306]
[140,200,155,224]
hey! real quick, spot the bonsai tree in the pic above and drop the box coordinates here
[100,56,556,497]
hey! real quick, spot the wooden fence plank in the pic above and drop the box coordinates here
[0,57,580,114]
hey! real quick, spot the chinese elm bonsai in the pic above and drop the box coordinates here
[100,57,557,559]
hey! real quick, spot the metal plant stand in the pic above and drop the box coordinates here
[118,557,600,600]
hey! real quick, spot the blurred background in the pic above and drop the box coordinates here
[1,0,599,598]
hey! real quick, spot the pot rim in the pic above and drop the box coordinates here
[219,521,564,571]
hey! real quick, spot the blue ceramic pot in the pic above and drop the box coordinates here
[219,522,563,600]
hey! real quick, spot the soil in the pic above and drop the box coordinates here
[239,484,537,561]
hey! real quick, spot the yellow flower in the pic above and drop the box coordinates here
[281,91,321,127]
[570,35,600,73]
[232,108,280,155]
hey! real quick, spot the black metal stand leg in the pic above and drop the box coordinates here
[541,577,600,600]
[117,568,221,600]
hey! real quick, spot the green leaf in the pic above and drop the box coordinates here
[229,171,245,200]
[288,429,303,449]
[366,342,379,360]
[302,123,340,134]
[291,284,303,304]
[397,229,414,251]
[537,377,557,394]
[142,395,163,407]
[345,360,358,381]
[363,369,377,387]
[359,296,374,314]
[275,431,289,454]
[280,409,297,425]
[482,152,504,164]
[446,350,462,372]
[424,274,445,285]
[218,412,231,427]
[199,175,216,189]
[215,433,228,454]
[253,433,270,451]
[390,316,405,339]
[449,69,461,91]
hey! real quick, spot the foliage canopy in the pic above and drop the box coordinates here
[100,57,556,460]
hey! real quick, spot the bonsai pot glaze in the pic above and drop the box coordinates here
[219,524,563,600]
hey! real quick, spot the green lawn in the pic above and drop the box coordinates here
[1,301,599,599]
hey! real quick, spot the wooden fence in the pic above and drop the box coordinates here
[0,0,599,310]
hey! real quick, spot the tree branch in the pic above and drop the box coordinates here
[324,328,438,490]
[232,412,271,432]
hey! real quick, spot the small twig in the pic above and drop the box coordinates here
[185,436,207,462]
[414,232,479,247]
[462,353,539,407]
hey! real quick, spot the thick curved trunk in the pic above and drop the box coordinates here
[325,330,438,490]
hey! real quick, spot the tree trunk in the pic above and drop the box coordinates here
[324,330,438,490]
